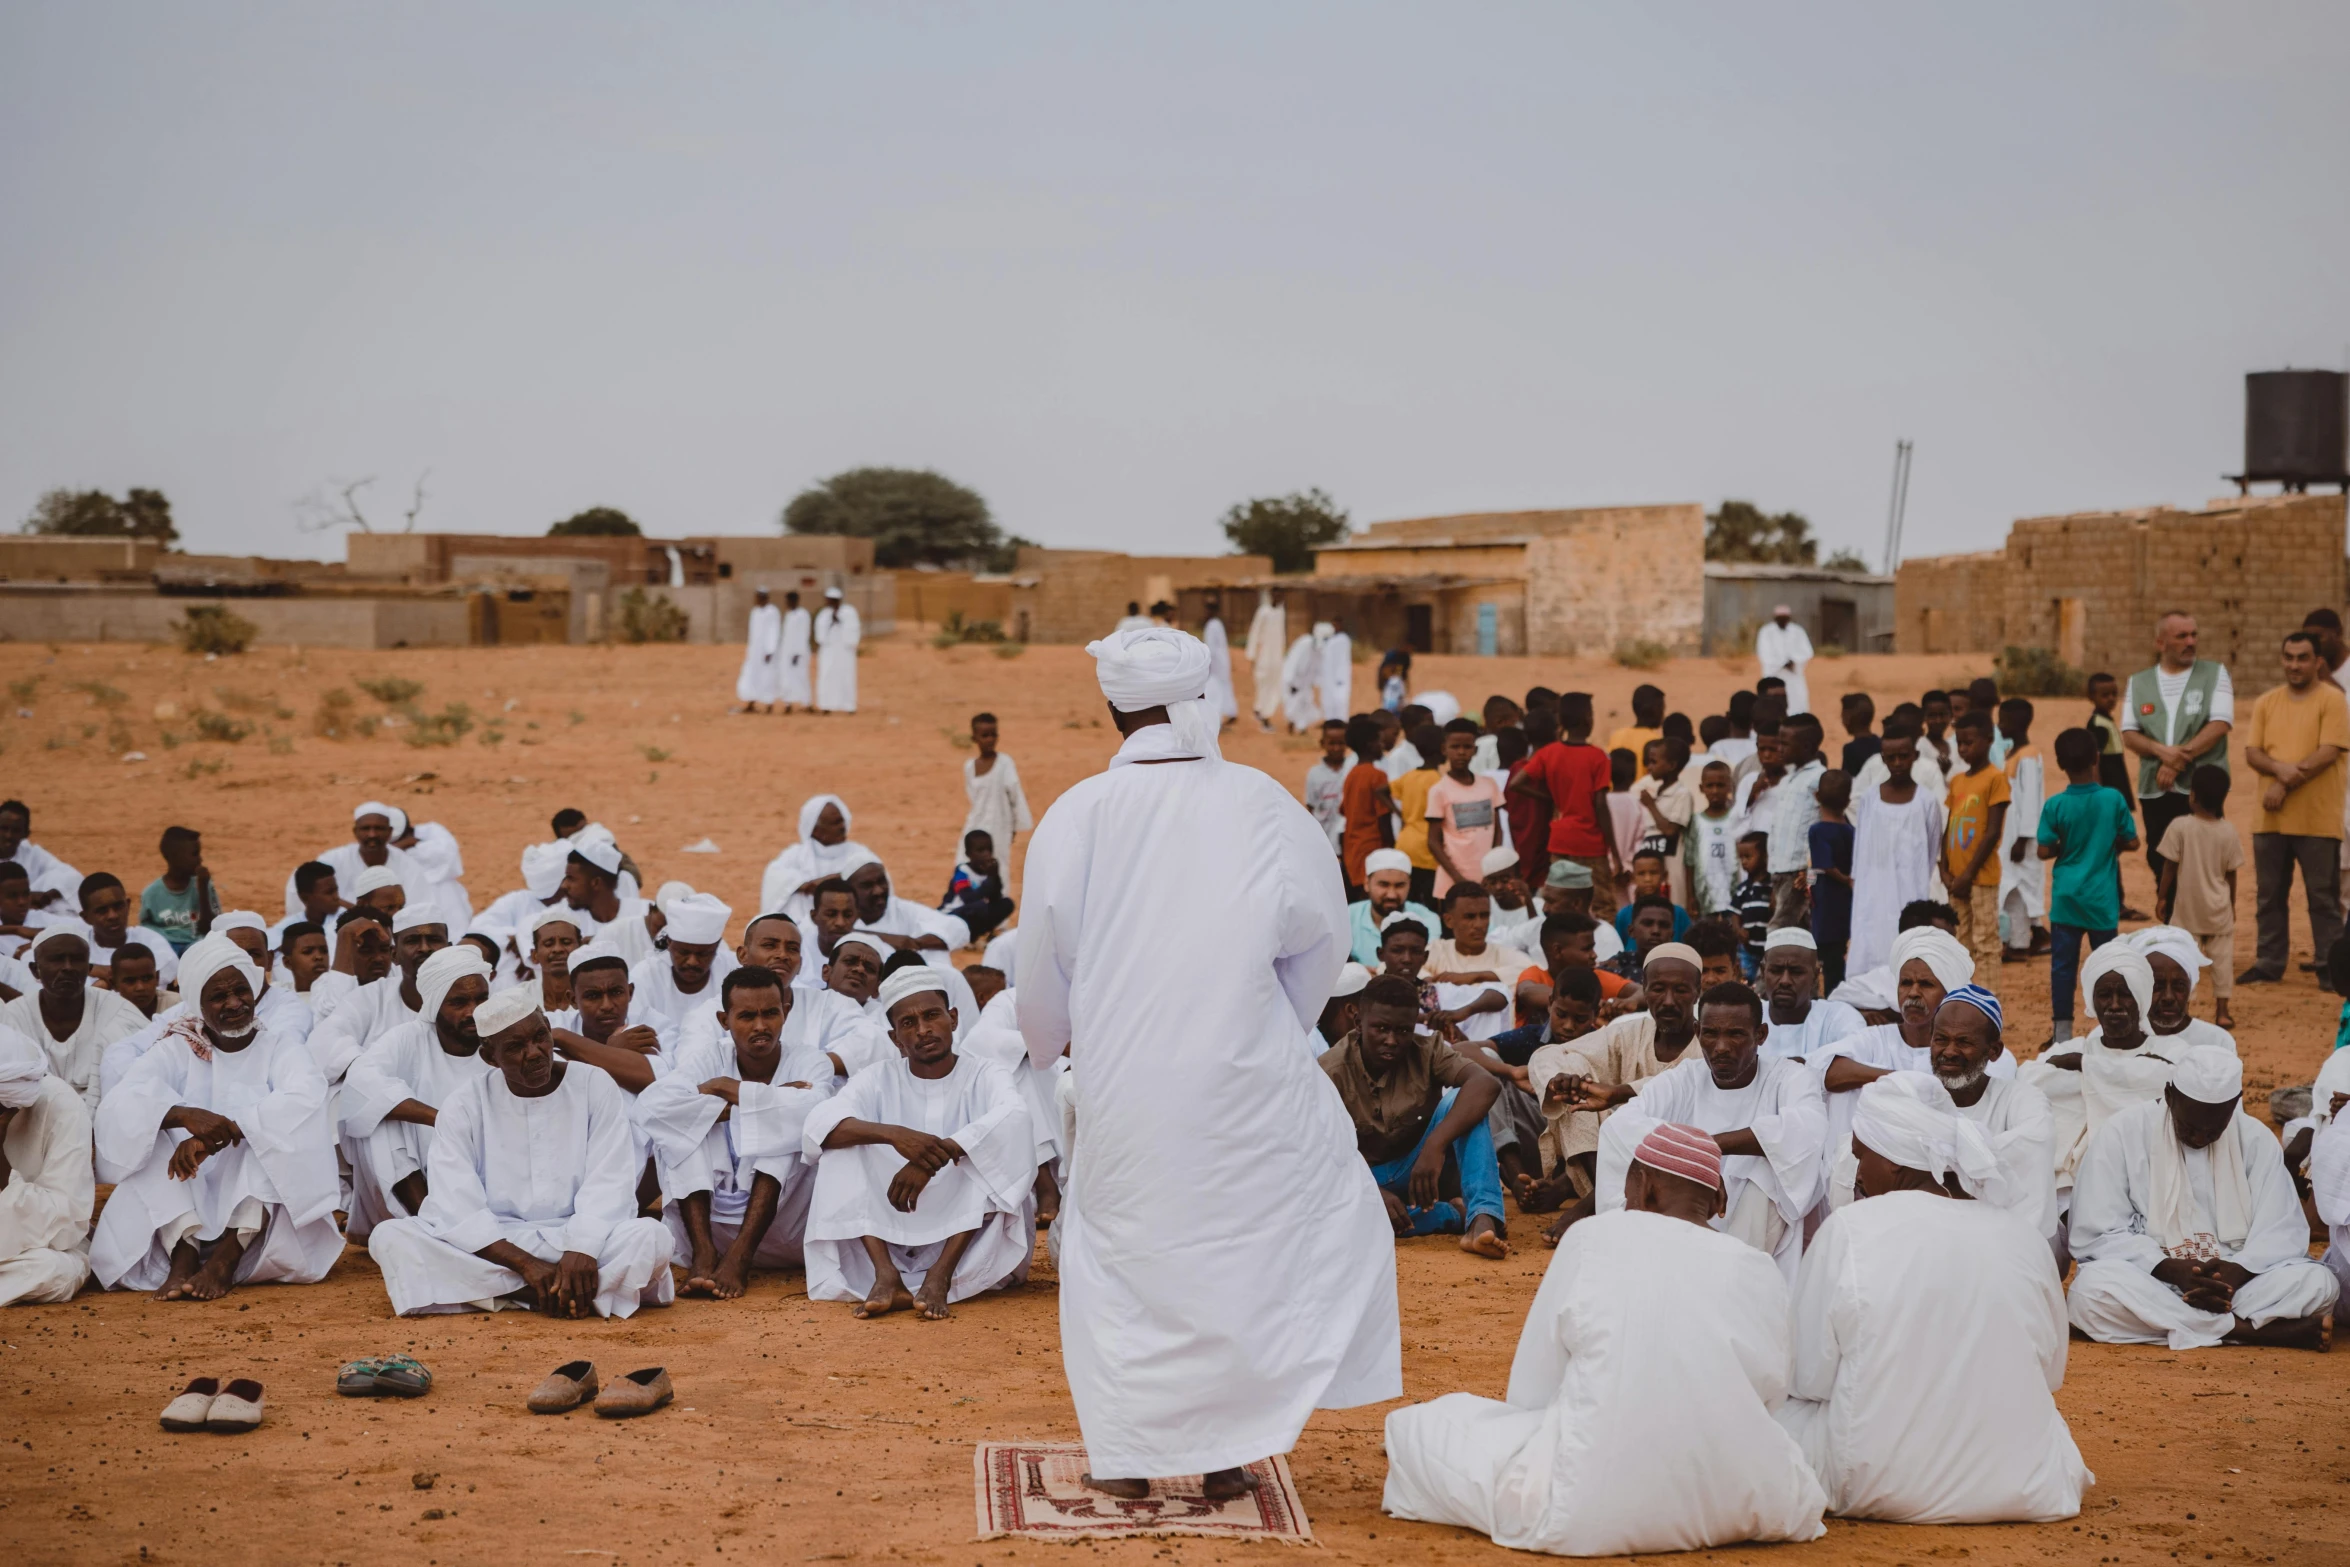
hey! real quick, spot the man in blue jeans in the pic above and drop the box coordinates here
[2037,727,2140,1043]
[1318,973,1508,1258]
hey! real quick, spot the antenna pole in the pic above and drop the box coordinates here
[1881,439,1913,573]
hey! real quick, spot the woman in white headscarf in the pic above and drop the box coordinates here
[0,1024,94,1305]
[760,795,876,920]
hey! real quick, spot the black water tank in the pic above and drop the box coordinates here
[2241,369,2348,488]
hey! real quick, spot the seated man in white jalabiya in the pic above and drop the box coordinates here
[1382,1122,1827,1556]
[367,984,675,1319]
[91,936,342,1300]
[1,921,147,1113]
[2308,1105,2350,1315]
[1777,1074,2092,1523]
[338,945,494,1241]
[0,1024,95,1306]
[637,965,836,1299]
[1815,927,2015,1175]
[801,965,1033,1320]
[672,912,873,1075]
[1568,980,1826,1282]
[2067,1045,2335,1351]
[306,906,454,1090]
[627,892,737,1028]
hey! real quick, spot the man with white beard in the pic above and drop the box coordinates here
[627,892,737,1028]
[735,586,784,713]
[1018,625,1398,1502]
[1244,589,1286,732]
[338,945,495,1241]
[92,936,342,1299]
[2067,1045,2336,1350]
[814,587,861,714]
[1777,1073,2091,1523]
[1922,987,2059,1247]
[1381,1123,1827,1555]
[368,984,676,1319]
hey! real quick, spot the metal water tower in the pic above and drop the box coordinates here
[2229,369,2348,493]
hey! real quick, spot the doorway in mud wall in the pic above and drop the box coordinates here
[1405,604,1433,654]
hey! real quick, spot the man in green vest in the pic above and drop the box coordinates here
[2119,610,2233,890]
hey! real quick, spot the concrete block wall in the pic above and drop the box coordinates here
[1522,504,1705,658]
[1893,550,2008,654]
[1007,554,1270,644]
[0,586,470,647]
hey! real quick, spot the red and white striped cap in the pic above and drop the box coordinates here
[1632,1122,1723,1193]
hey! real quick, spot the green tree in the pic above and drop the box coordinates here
[1822,547,1868,571]
[782,467,1001,569]
[22,486,179,545]
[1705,500,1816,565]
[1219,488,1349,574]
[548,506,642,537]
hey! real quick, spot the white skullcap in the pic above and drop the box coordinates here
[1642,941,1702,971]
[824,586,843,599]
[1312,621,1335,638]
[1364,848,1413,878]
[831,933,885,964]
[1479,845,1520,876]
[663,892,731,947]
[352,865,404,898]
[353,799,399,826]
[177,934,263,1017]
[2079,943,2154,1020]
[569,836,623,876]
[567,938,630,975]
[1763,927,1817,952]
[877,963,950,1018]
[1772,603,1793,617]
[521,840,570,899]
[653,880,695,914]
[1328,962,1372,1001]
[417,944,490,1021]
[528,904,589,939]
[2129,925,2209,995]
[393,904,448,934]
[1085,626,1222,757]
[29,919,94,957]
[575,821,617,847]
[212,910,267,937]
[1852,1072,2001,1190]
[472,982,545,1042]
[1890,925,1973,994]
[2170,1044,2243,1106]
[1378,909,1432,935]
[0,1024,49,1108]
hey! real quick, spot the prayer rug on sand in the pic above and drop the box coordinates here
[972,1444,1312,1543]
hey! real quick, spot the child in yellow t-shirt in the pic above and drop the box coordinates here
[1943,709,2012,971]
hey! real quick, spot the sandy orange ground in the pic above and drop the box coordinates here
[0,634,2345,1567]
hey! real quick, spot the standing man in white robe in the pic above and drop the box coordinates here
[1319,621,1354,722]
[1778,1073,2092,1523]
[813,587,861,715]
[1846,729,1946,974]
[1244,589,1286,732]
[735,586,784,713]
[368,985,676,1319]
[0,1025,94,1306]
[1382,1123,1827,1555]
[338,945,494,1241]
[92,937,343,1299]
[803,965,1033,1317]
[1280,631,1324,733]
[1018,626,1399,1501]
[1756,606,1814,716]
[1200,597,1238,725]
[778,590,814,711]
[2067,1045,2336,1350]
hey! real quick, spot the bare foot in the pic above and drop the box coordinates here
[1202,1467,1262,1503]
[2231,1312,2331,1350]
[156,1239,204,1301]
[1082,1475,1150,1499]
[709,1256,751,1300]
[913,1276,955,1321]
[181,1235,245,1302]
[1460,1215,1508,1260]
[1541,1212,1571,1249]
[853,1279,914,1319]
[2214,1010,2236,1030]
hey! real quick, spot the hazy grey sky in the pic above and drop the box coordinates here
[4,2,2345,563]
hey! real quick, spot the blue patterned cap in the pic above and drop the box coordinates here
[1940,983,2003,1032]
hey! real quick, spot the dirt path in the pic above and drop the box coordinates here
[2,636,2344,1565]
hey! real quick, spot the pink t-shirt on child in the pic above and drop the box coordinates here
[1425,773,1506,895]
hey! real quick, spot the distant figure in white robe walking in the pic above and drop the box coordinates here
[1201,599,1238,723]
[0,1025,94,1306]
[814,588,861,714]
[1019,626,1399,1502]
[735,587,784,711]
[1382,1122,1827,1554]
[779,591,814,709]
[1245,592,1287,731]
[1319,623,1354,721]
[1756,607,1814,715]
[1846,730,1946,975]
[1281,632,1323,732]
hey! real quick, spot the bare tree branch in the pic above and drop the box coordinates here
[293,475,377,534]
[402,470,431,534]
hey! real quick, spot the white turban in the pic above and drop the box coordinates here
[877,963,950,1018]
[569,836,623,877]
[177,935,263,1019]
[1364,849,1413,878]
[212,909,267,938]
[528,905,589,941]
[2079,943,2154,1021]
[28,920,94,958]
[1642,942,1702,971]
[353,800,403,832]
[0,1025,49,1108]
[831,933,885,966]
[1085,626,1223,759]
[417,944,490,1022]
[1479,846,1520,877]
[1763,927,1816,952]
[1328,962,1371,1001]
[1890,926,1973,995]
[797,794,851,843]
[653,880,696,914]
[2129,926,2209,995]
[1852,1072,2001,1191]
[472,982,545,1043]
[393,904,448,935]
[520,841,570,899]
[664,893,732,947]
[352,865,404,898]
[2170,1044,2243,1106]
[567,938,630,975]
[1312,621,1335,639]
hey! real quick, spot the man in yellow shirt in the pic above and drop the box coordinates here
[1393,722,1446,908]
[1605,683,1666,762]
[2239,630,2350,986]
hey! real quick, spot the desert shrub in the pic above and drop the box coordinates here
[192,709,251,743]
[214,686,293,718]
[312,687,380,739]
[1996,645,2086,698]
[67,680,128,708]
[403,701,475,747]
[357,676,425,705]
[1611,638,1671,670]
[617,588,690,644]
[931,610,1007,647]
[174,605,256,655]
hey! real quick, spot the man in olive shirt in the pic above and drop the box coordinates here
[1320,974,1507,1258]
[2240,630,2350,985]
[2120,611,2233,882]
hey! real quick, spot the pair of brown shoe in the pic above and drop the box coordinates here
[527,1360,672,1418]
